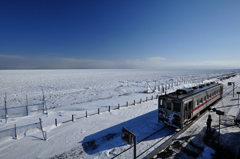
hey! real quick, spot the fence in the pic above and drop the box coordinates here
[0,76,217,142]
[0,77,211,141]
[0,103,44,119]
[59,94,159,125]
[0,94,158,141]
[0,93,47,121]
[0,78,203,121]
[0,121,42,140]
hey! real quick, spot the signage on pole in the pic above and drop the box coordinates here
[216,110,224,115]
[122,127,133,145]
[121,127,137,159]
[215,109,224,145]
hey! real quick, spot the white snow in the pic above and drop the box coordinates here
[0,69,239,159]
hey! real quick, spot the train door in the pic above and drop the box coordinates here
[220,85,223,98]
[184,100,193,120]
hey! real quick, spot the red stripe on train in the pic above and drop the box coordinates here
[193,94,220,112]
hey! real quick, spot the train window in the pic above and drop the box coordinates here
[159,99,163,108]
[167,102,172,110]
[163,100,167,108]
[173,102,181,112]
[184,104,188,110]
[195,101,198,106]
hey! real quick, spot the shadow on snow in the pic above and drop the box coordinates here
[81,109,168,155]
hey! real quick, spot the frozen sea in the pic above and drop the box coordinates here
[0,69,237,111]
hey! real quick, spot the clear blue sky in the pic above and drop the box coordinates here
[0,0,240,69]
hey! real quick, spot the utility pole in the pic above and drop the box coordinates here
[237,92,240,109]
[216,110,224,144]
[122,127,137,159]
[228,82,235,97]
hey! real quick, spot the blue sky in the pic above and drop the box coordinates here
[0,0,240,69]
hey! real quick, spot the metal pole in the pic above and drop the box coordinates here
[14,124,17,139]
[133,134,136,159]
[238,94,239,108]
[42,89,45,113]
[4,93,8,123]
[26,95,29,116]
[55,118,57,126]
[233,83,235,97]
[218,115,220,144]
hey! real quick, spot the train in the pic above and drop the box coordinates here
[158,82,223,128]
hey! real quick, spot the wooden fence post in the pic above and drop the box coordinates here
[109,106,111,112]
[26,95,29,116]
[55,118,57,126]
[118,104,120,109]
[4,93,8,123]
[43,131,47,140]
[140,98,142,104]
[72,114,74,122]
[98,108,100,114]
[146,97,148,101]
[126,102,128,107]
[152,95,153,100]
[134,100,135,105]
[42,89,45,114]
[14,124,17,139]
[86,111,88,118]
[39,118,43,131]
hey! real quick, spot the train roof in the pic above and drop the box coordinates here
[161,82,222,100]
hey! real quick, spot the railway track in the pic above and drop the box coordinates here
[111,125,174,159]
[111,77,239,159]
[145,80,239,159]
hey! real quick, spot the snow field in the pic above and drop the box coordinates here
[0,69,239,159]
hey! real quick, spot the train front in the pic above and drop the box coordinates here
[158,96,182,128]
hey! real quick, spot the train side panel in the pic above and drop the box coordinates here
[158,83,223,128]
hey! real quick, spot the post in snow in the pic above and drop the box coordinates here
[26,95,29,116]
[4,92,8,123]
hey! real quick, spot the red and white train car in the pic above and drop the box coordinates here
[158,82,223,128]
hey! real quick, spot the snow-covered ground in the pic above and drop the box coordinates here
[0,69,239,159]
[0,69,234,111]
